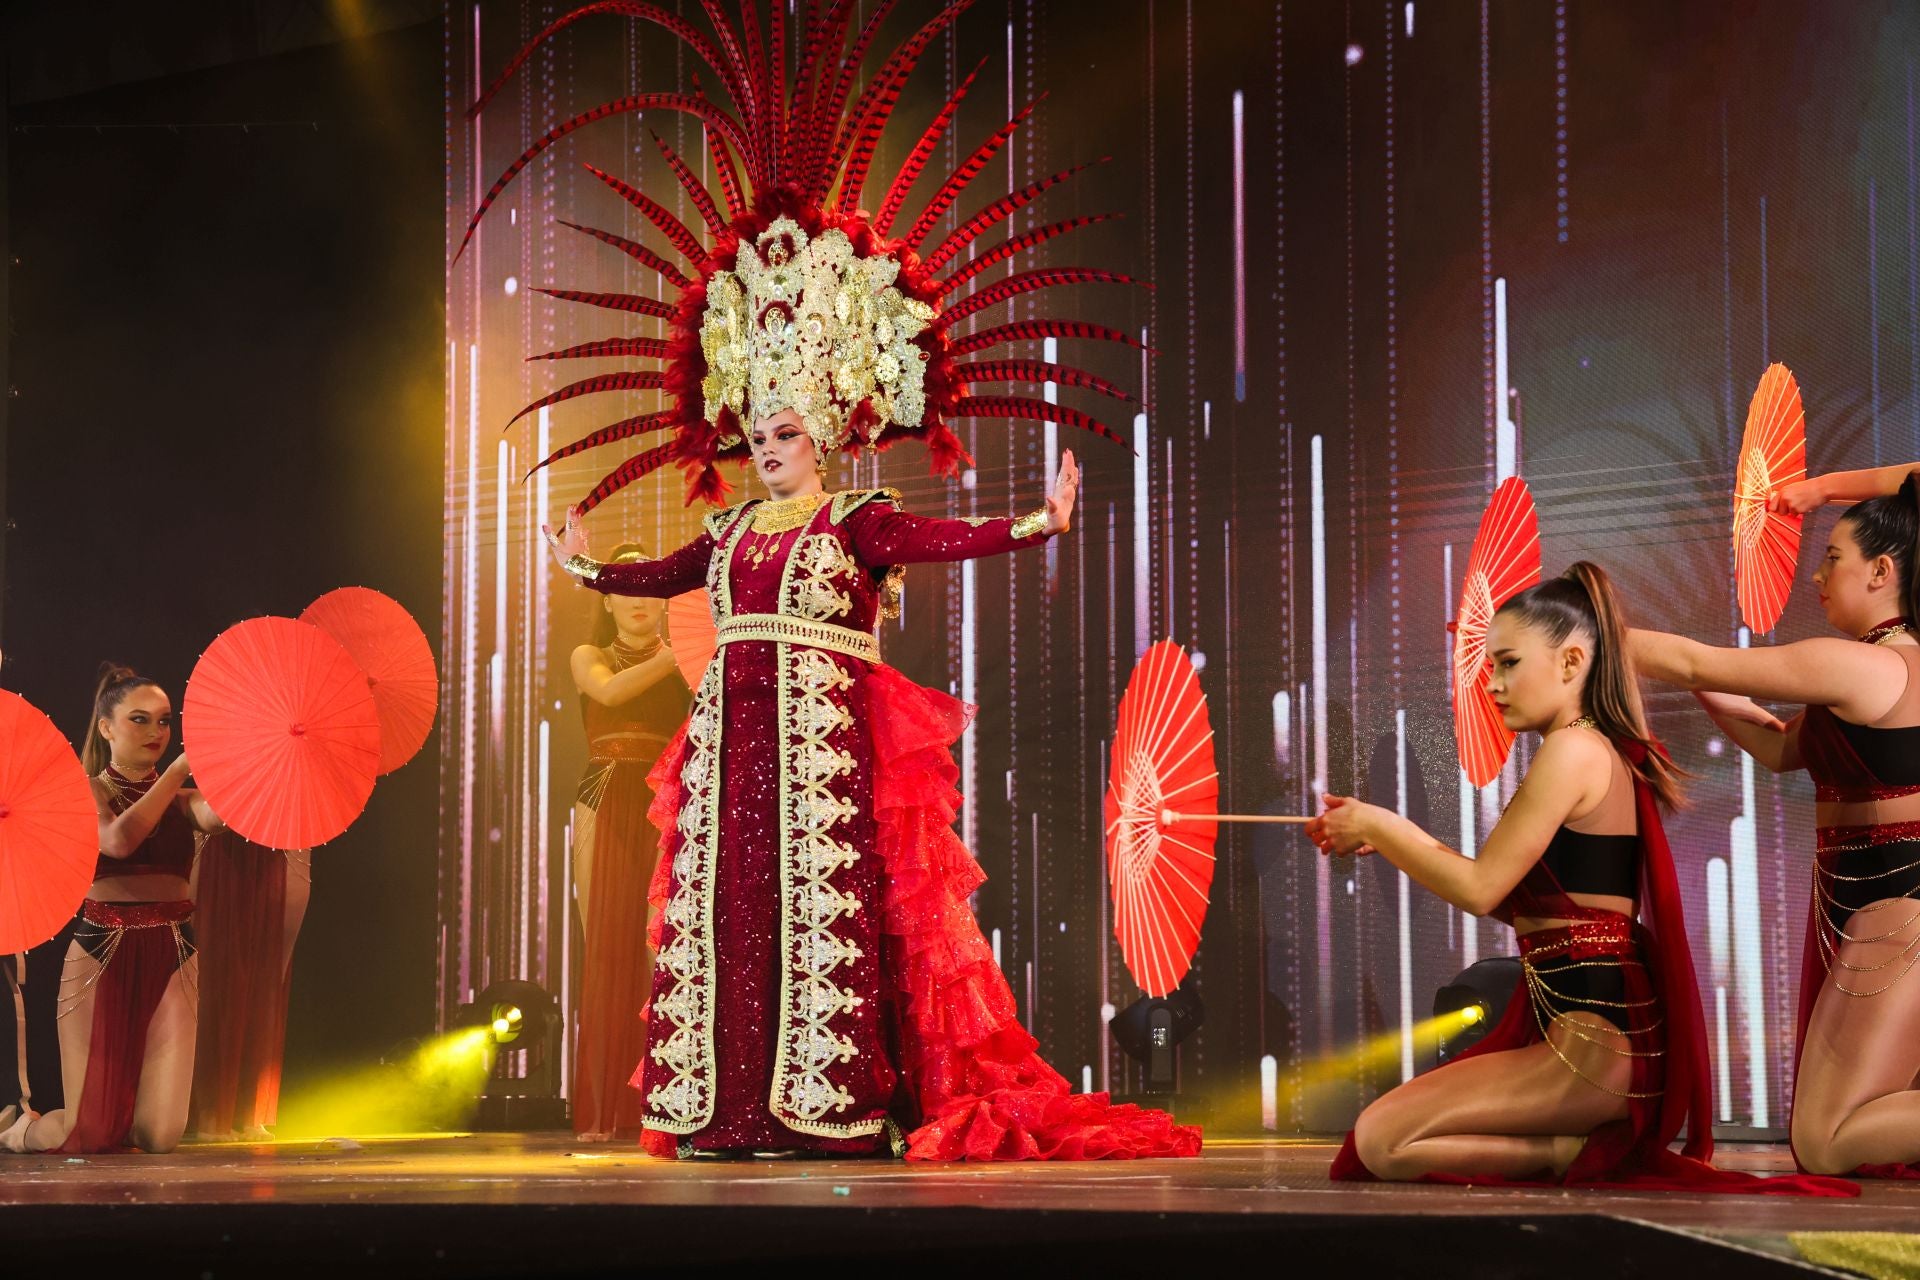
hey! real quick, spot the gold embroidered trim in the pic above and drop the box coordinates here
[1010,507,1050,540]
[770,638,879,1136]
[785,532,857,621]
[643,650,724,1131]
[717,614,880,663]
[829,487,904,524]
[703,500,755,542]
[563,553,604,581]
[750,492,831,533]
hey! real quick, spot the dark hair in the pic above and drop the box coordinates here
[1837,473,1920,620]
[82,662,163,775]
[1494,561,1686,810]
[588,543,654,647]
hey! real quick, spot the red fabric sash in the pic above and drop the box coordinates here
[57,900,192,1154]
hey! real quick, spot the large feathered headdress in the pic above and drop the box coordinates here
[457,0,1145,510]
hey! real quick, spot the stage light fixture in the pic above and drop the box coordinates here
[455,979,565,1130]
[1432,957,1521,1064]
[1110,982,1205,1097]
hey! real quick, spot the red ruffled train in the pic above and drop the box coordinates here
[631,663,1200,1161]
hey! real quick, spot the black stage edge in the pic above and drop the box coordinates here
[7,1202,1819,1278]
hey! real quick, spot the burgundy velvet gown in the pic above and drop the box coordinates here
[585,488,1200,1159]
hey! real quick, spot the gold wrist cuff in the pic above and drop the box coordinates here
[1011,507,1050,540]
[563,553,604,582]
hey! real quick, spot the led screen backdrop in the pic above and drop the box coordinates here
[441,0,1917,1133]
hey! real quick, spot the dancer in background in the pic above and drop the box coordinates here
[1,665,224,1154]
[1311,564,1845,1193]
[569,545,690,1141]
[188,834,309,1140]
[1632,477,1920,1176]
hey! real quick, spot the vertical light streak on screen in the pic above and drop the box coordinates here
[1260,1053,1279,1130]
[1311,434,1331,1046]
[1731,627,1769,1125]
[1495,278,1515,482]
[495,437,512,972]
[1554,1,1569,244]
[1133,405,1152,660]
[531,411,549,985]
[1480,0,1495,476]
[1233,89,1247,402]
[1906,60,1919,440]
[461,341,480,1000]
[1396,708,1414,1082]
[1272,690,1291,767]
[1385,1,1402,698]
[1870,179,1884,464]
[1707,854,1732,1122]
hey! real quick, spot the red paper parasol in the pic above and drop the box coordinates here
[1733,363,1807,635]
[300,586,438,775]
[665,590,717,691]
[184,617,381,850]
[0,690,98,953]
[1452,477,1542,787]
[1104,641,1221,997]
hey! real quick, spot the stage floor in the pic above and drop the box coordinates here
[5,1134,1914,1276]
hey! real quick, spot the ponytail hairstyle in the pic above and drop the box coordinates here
[82,662,162,776]
[1494,561,1687,810]
[587,543,653,648]
[1837,472,1920,621]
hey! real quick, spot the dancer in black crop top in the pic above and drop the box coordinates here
[1632,471,1920,1177]
[1305,563,1763,1191]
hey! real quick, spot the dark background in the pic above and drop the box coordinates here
[3,3,445,1091]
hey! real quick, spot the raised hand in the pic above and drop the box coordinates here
[542,506,590,571]
[1766,478,1826,515]
[1044,449,1081,535]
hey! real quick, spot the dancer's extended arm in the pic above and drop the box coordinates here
[1306,728,1608,916]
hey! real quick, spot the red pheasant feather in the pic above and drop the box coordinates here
[460,0,1139,512]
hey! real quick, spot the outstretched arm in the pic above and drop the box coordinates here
[1770,463,1920,514]
[1629,629,1905,724]
[1692,691,1804,773]
[542,506,713,598]
[847,449,1080,565]
[1307,729,1606,917]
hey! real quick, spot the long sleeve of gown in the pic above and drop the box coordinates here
[844,501,1050,566]
[579,533,714,597]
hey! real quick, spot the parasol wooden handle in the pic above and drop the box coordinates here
[1160,808,1313,827]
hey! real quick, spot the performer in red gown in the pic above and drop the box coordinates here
[1310,565,1849,1194]
[1633,476,1920,1177]
[1,666,224,1154]
[466,2,1198,1161]
[568,547,692,1141]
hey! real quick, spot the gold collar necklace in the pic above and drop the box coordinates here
[1861,617,1915,646]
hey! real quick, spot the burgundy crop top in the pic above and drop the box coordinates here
[93,769,198,880]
